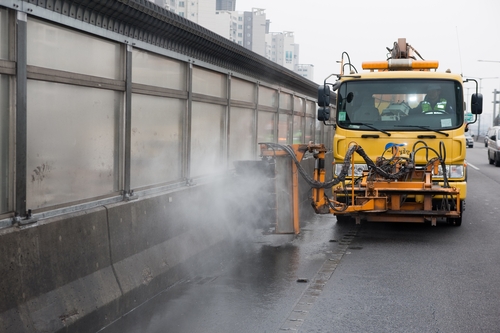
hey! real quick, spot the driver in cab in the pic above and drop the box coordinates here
[411,84,449,114]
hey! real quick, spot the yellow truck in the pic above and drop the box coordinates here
[261,39,483,228]
[314,38,484,226]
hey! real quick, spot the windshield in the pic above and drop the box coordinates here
[336,79,463,131]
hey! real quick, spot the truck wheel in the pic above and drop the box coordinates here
[489,151,494,164]
[448,200,464,227]
[336,215,354,223]
[449,216,462,226]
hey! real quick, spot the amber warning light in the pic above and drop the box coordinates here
[362,59,439,71]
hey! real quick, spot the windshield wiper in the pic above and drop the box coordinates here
[394,125,449,137]
[350,122,391,136]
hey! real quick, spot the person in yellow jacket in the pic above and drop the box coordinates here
[411,84,450,114]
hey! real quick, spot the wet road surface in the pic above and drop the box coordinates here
[98,154,500,333]
[98,215,356,333]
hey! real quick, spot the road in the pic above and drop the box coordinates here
[98,145,500,333]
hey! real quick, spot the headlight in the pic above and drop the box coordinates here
[432,164,464,179]
[335,163,367,177]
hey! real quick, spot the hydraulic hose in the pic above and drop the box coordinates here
[260,143,412,188]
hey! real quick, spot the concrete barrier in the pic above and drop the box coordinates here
[0,177,254,332]
[0,208,116,332]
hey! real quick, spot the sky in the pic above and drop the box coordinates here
[235,0,500,133]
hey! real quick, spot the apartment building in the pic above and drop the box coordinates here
[149,0,312,80]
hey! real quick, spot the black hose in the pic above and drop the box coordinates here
[260,143,411,188]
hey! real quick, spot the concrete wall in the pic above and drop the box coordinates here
[0,153,333,333]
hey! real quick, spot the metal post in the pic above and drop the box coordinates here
[469,75,499,136]
[123,44,136,200]
[185,62,193,184]
[478,79,482,138]
[15,11,27,221]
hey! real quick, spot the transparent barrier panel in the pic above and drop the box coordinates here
[258,86,278,108]
[305,117,314,143]
[231,78,255,103]
[293,96,304,112]
[0,8,8,60]
[131,94,184,188]
[190,102,225,177]
[132,49,186,90]
[278,113,290,144]
[27,18,122,79]
[27,80,120,209]
[306,100,315,116]
[280,92,292,111]
[229,107,254,164]
[192,67,226,98]
[257,111,275,143]
[293,115,303,144]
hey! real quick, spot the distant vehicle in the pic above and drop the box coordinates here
[484,135,489,147]
[465,132,474,148]
[486,126,500,166]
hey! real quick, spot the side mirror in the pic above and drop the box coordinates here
[317,107,330,121]
[471,93,483,114]
[317,85,331,107]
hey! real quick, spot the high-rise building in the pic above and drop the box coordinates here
[152,0,216,22]
[216,0,235,11]
[211,11,233,39]
[147,1,312,80]
[151,0,165,8]
[242,9,267,56]
[229,11,244,46]
[295,64,314,81]
[153,0,231,39]
[266,31,296,71]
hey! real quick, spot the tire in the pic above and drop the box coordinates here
[449,216,462,226]
[336,214,354,223]
[489,151,494,164]
[448,200,464,227]
[495,153,500,167]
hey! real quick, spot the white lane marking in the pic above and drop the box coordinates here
[468,162,479,170]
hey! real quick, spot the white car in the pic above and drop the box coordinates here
[465,133,474,148]
[487,126,500,166]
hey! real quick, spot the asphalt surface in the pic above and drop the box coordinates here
[99,145,500,333]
